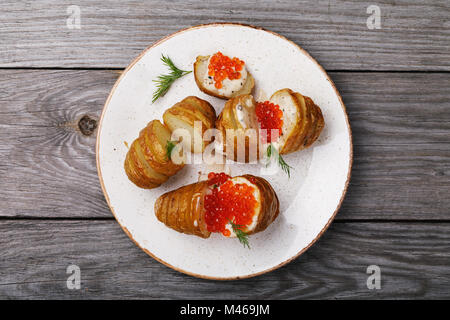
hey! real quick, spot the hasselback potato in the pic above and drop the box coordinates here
[215,94,260,163]
[215,89,324,162]
[163,96,216,154]
[124,96,217,189]
[271,89,324,154]
[124,120,184,189]
[155,173,279,241]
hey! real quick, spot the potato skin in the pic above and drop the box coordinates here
[215,95,260,163]
[270,89,324,155]
[124,120,184,189]
[163,96,216,153]
[281,91,324,154]
[124,148,160,189]
[216,90,324,162]
[124,96,216,189]
[139,121,184,176]
[277,89,311,154]
[167,96,216,130]
[154,175,279,238]
[155,180,211,238]
[241,175,280,235]
[194,55,255,100]
[303,96,324,148]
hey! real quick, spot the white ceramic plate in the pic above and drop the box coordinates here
[96,23,352,280]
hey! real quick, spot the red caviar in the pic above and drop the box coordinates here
[208,52,245,89]
[255,101,284,143]
[204,173,257,236]
[207,172,230,187]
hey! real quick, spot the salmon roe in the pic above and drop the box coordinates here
[207,172,230,187]
[208,52,245,89]
[255,101,284,143]
[204,173,257,236]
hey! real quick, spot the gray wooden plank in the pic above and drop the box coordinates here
[0,0,449,70]
[0,70,449,219]
[0,220,449,299]
[0,70,118,218]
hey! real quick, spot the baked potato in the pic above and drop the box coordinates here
[154,173,279,240]
[194,53,255,99]
[124,120,184,189]
[271,89,324,154]
[215,89,324,162]
[163,96,216,153]
[215,94,260,162]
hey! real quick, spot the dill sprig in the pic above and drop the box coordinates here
[166,140,176,160]
[152,55,192,103]
[229,220,250,249]
[266,143,292,178]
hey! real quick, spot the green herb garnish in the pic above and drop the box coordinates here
[166,140,176,160]
[229,220,250,249]
[152,55,192,103]
[266,143,292,178]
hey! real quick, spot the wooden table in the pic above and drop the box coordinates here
[1,0,449,299]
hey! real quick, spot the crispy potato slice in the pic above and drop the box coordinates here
[163,96,216,153]
[140,120,185,176]
[124,120,185,189]
[240,175,280,235]
[270,89,311,154]
[163,111,203,153]
[301,95,318,147]
[290,92,312,151]
[303,96,324,147]
[268,89,324,154]
[183,95,216,122]
[124,140,167,188]
[133,140,169,184]
[124,150,160,189]
[194,55,254,99]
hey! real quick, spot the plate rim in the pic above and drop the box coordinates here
[96,22,353,280]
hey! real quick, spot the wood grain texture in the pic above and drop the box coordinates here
[0,0,449,70]
[0,220,449,299]
[0,70,449,219]
[332,72,450,220]
[0,70,119,218]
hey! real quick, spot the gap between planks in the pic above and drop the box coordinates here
[0,67,450,74]
[1,217,450,223]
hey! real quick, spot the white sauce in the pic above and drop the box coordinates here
[235,97,256,128]
[235,104,245,124]
[202,56,248,97]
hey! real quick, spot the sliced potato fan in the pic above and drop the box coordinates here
[124,96,216,189]
[124,120,184,189]
[154,174,279,239]
[163,96,216,153]
[215,89,324,162]
[272,89,324,154]
[139,120,184,176]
